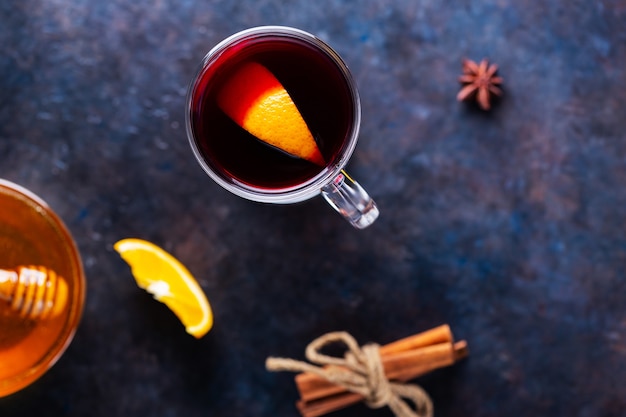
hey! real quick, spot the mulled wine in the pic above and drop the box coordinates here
[188,32,355,190]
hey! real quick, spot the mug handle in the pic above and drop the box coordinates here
[320,170,379,229]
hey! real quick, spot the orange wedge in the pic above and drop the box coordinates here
[217,61,325,166]
[114,238,213,338]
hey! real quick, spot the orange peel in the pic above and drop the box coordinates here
[217,61,325,166]
[114,238,213,338]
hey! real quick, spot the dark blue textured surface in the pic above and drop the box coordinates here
[1,1,626,416]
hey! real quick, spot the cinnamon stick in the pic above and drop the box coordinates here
[297,392,362,417]
[378,324,453,356]
[453,340,468,361]
[295,324,453,398]
[297,342,455,402]
[297,340,468,417]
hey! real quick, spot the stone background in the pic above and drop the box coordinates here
[1,1,625,416]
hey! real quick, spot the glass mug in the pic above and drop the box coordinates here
[0,179,85,397]
[186,26,379,229]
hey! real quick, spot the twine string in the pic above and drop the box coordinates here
[266,331,433,417]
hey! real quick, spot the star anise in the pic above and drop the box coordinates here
[457,58,503,110]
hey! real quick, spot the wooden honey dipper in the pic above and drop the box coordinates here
[0,266,68,319]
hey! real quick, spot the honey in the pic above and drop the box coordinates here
[0,180,85,397]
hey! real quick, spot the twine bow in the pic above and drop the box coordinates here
[266,331,433,417]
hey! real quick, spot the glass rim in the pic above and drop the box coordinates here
[185,25,362,204]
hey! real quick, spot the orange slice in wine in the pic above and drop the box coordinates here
[217,61,325,166]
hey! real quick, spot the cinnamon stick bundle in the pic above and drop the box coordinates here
[292,325,468,417]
